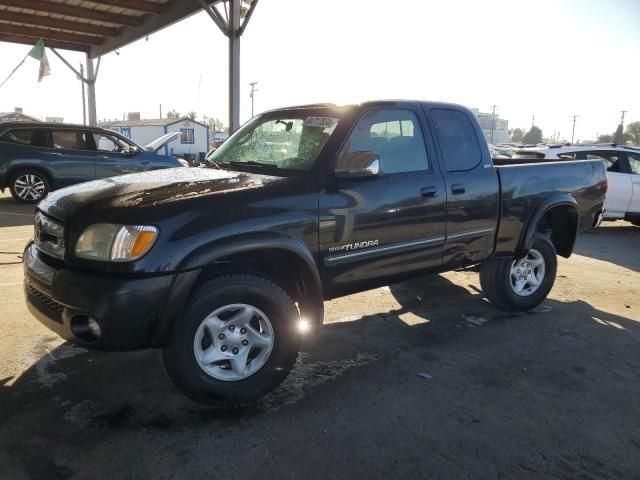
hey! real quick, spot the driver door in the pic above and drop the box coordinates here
[319,107,447,294]
[91,131,143,178]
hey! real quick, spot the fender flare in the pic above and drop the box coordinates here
[178,231,324,325]
[518,194,578,257]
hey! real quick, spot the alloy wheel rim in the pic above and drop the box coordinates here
[193,303,274,381]
[510,249,545,297]
[14,174,46,201]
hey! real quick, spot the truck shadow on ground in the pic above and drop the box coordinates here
[575,223,640,272]
[1,275,639,479]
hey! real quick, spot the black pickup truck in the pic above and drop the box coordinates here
[24,101,606,405]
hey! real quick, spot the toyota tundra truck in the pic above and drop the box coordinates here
[23,101,607,406]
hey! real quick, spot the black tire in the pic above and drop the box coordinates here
[9,169,50,203]
[479,234,557,312]
[162,273,301,406]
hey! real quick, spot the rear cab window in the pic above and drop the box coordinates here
[431,109,482,171]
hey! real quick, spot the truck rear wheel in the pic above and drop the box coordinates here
[162,273,301,406]
[479,234,557,312]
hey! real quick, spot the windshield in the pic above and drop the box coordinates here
[207,111,339,172]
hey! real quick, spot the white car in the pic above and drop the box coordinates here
[513,145,640,226]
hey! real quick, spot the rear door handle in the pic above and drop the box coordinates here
[421,187,438,198]
[451,184,466,195]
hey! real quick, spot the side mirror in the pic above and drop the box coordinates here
[334,151,382,179]
[126,146,139,156]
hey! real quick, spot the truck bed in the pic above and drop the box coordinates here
[493,159,607,257]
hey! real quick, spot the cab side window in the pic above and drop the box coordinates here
[585,151,622,173]
[52,130,91,151]
[92,133,129,153]
[627,152,640,174]
[431,109,482,172]
[337,109,429,174]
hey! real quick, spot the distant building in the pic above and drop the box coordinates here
[45,116,64,123]
[471,108,509,144]
[100,117,209,161]
[0,107,40,123]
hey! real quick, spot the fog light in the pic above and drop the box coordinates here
[297,318,310,333]
[70,314,101,343]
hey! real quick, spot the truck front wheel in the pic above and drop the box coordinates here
[479,234,557,312]
[162,273,301,406]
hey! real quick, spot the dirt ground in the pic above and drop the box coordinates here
[0,190,639,479]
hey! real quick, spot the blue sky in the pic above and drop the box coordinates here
[0,0,638,141]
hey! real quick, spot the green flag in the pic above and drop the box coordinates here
[28,39,50,82]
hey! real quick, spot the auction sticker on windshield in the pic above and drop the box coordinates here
[303,117,339,128]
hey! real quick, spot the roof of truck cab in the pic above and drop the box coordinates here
[262,100,471,114]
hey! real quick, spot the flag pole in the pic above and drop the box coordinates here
[0,51,30,89]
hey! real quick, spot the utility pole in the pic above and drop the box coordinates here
[249,81,258,117]
[571,114,579,144]
[489,105,497,144]
[531,115,535,128]
[159,104,162,119]
[79,63,86,125]
[621,110,628,131]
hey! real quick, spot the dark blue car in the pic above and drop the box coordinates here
[0,122,186,202]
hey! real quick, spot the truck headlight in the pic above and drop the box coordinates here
[75,224,158,262]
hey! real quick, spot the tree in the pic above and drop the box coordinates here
[613,124,624,144]
[597,133,613,143]
[206,116,225,132]
[166,109,180,119]
[510,128,524,143]
[187,111,197,121]
[625,121,640,146]
[522,126,543,144]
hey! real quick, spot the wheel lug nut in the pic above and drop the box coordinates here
[232,347,239,354]
[218,333,225,340]
[221,345,227,352]
[242,340,249,346]
[240,328,247,334]
[228,325,235,332]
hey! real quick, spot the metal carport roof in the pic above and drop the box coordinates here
[0,0,257,130]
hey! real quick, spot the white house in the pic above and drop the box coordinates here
[101,117,210,161]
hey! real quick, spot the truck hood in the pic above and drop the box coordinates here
[144,131,180,152]
[39,167,283,221]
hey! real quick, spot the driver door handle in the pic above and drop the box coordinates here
[421,187,439,198]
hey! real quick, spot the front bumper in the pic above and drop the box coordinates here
[23,243,199,351]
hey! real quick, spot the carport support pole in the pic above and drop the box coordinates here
[228,0,241,133]
[86,53,97,126]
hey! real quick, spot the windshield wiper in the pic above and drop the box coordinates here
[227,160,281,170]
[207,160,224,169]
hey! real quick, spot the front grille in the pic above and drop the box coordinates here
[28,284,64,317]
[34,212,65,260]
